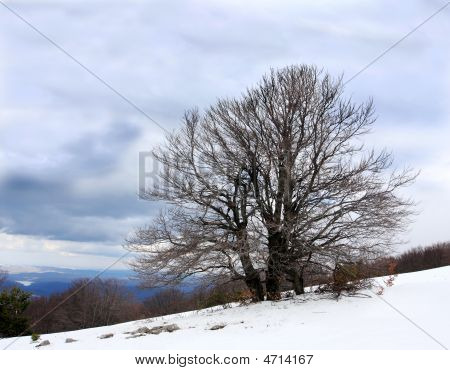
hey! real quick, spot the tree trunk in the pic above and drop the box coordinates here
[245,276,265,301]
[266,272,281,300]
[266,232,284,300]
[292,269,304,295]
[239,252,265,301]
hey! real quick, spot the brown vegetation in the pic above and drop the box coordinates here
[367,242,450,276]
[25,278,144,334]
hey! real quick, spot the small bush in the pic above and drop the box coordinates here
[235,290,256,305]
[315,262,372,298]
[31,333,40,342]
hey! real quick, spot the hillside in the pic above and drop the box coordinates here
[1,266,449,350]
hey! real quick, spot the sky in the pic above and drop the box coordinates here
[0,0,449,270]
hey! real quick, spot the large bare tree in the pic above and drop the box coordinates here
[127,65,415,300]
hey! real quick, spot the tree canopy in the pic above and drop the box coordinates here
[127,65,415,300]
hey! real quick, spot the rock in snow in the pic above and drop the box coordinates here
[162,324,180,333]
[98,333,114,339]
[127,324,180,336]
[126,333,146,339]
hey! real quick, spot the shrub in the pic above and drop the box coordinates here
[0,287,32,337]
[315,262,372,298]
[31,333,40,342]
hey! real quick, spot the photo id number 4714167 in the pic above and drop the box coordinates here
[262,354,314,365]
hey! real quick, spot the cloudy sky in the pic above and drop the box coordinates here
[0,0,449,269]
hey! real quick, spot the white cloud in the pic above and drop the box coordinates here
[0,231,131,269]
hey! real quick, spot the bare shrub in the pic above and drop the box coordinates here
[316,262,372,298]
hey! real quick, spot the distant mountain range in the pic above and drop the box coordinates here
[0,265,161,301]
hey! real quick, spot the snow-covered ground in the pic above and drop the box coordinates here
[2,266,449,350]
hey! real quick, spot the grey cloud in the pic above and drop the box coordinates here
[0,172,156,242]
[64,121,141,175]
[0,120,157,242]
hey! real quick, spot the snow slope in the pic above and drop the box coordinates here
[1,266,449,350]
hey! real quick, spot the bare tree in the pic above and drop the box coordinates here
[127,65,415,300]
[127,111,266,300]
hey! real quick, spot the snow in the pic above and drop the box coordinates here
[1,266,449,350]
